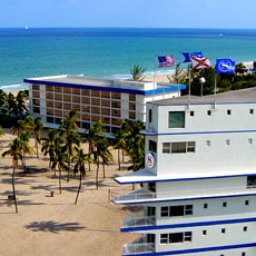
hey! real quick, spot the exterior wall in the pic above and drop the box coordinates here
[145,103,256,177]
[28,79,181,134]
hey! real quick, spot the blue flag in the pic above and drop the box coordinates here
[182,52,203,63]
[216,59,236,74]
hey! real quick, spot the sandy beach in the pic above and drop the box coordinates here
[0,129,138,256]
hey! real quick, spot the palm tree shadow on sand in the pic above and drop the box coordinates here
[25,221,85,233]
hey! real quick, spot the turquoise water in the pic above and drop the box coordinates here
[0,28,256,91]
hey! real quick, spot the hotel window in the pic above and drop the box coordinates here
[111,92,121,99]
[243,226,247,232]
[241,253,246,256]
[204,203,208,209]
[250,109,254,114]
[190,111,194,117]
[161,205,193,217]
[162,143,171,154]
[101,91,110,98]
[33,107,40,113]
[225,139,230,146]
[32,84,40,90]
[207,110,211,116]
[162,142,195,154]
[168,111,185,128]
[72,88,80,94]
[63,87,71,94]
[247,176,256,188]
[112,101,121,109]
[227,109,231,115]
[221,228,226,234]
[91,90,100,97]
[149,109,152,123]
[206,140,211,147]
[149,140,157,153]
[202,230,207,236]
[223,202,227,207]
[159,232,192,244]
[129,94,136,101]
[245,200,249,206]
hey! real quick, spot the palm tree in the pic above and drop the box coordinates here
[82,121,104,172]
[130,64,146,81]
[72,147,89,204]
[113,128,126,170]
[41,129,60,174]
[94,136,113,190]
[0,90,7,107]
[2,138,22,213]
[16,90,29,118]
[51,136,68,194]
[6,92,18,118]
[19,131,35,172]
[60,110,80,182]
[32,117,44,158]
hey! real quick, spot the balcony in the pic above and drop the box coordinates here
[122,237,154,255]
[121,215,156,232]
[112,186,256,205]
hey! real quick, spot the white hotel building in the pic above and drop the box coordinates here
[113,87,256,256]
[24,75,185,134]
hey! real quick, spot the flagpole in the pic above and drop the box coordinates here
[188,67,191,108]
[214,74,217,108]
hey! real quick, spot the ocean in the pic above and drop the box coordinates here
[0,28,256,92]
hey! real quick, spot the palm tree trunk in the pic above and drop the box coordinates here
[96,159,100,190]
[103,163,106,179]
[67,157,71,183]
[12,167,18,213]
[36,140,39,158]
[58,168,62,194]
[122,149,125,162]
[118,148,121,171]
[74,173,82,204]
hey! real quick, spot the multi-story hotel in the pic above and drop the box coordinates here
[113,87,256,256]
[24,75,185,134]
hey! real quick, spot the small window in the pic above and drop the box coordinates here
[149,140,157,153]
[207,110,211,116]
[243,226,247,232]
[161,207,169,217]
[226,139,230,146]
[223,202,227,207]
[172,142,186,153]
[149,109,152,122]
[168,111,185,128]
[248,138,253,145]
[202,230,207,236]
[245,200,249,206]
[241,252,246,256]
[162,143,171,154]
[227,109,231,115]
[160,234,168,244]
[184,232,192,242]
[247,176,256,188]
[169,233,183,243]
[204,203,208,209]
[190,111,194,117]
[221,228,226,234]
[185,205,193,215]
[187,142,196,153]
[250,109,254,114]
[206,140,211,147]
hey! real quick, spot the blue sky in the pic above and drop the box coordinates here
[0,0,255,29]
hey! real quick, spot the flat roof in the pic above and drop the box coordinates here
[24,74,186,96]
[151,87,256,106]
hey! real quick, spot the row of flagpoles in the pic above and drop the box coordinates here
[157,52,237,108]
[157,52,236,74]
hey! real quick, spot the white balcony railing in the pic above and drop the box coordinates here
[112,186,256,204]
[123,242,154,255]
[123,215,156,228]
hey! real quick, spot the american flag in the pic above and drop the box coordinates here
[158,56,175,68]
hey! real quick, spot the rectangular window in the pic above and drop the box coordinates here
[168,111,185,128]
[149,109,152,123]
[160,234,168,244]
[247,176,256,188]
[161,205,193,217]
[162,143,171,154]
[163,142,196,154]
[227,109,231,115]
[160,232,192,245]
[149,140,157,153]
